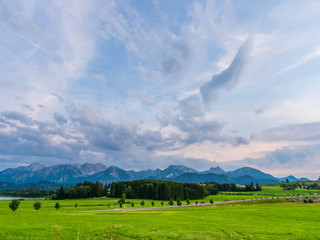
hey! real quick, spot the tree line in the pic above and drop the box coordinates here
[1,180,262,200]
[281,182,319,190]
[206,182,262,192]
[53,181,107,199]
[110,179,210,200]
[0,189,55,198]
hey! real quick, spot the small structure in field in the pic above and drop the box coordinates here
[283,187,295,190]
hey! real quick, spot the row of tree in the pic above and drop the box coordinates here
[8,199,61,211]
[0,189,55,198]
[207,182,262,192]
[110,179,210,200]
[281,182,319,190]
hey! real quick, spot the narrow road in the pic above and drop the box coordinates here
[80,195,314,213]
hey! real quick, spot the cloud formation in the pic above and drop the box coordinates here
[200,38,251,105]
[1,1,320,177]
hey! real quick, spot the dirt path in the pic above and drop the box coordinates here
[79,195,311,213]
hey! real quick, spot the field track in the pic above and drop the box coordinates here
[80,195,313,213]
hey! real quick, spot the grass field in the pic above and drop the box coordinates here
[218,182,320,197]
[0,197,319,239]
[1,184,320,239]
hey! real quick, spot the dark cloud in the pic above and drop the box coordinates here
[54,112,67,125]
[254,108,264,115]
[200,38,251,105]
[67,105,166,152]
[245,145,317,169]
[51,93,64,103]
[127,89,155,106]
[0,105,250,170]
[0,111,81,160]
[1,111,33,125]
[21,104,34,111]
[159,95,250,147]
[160,42,191,76]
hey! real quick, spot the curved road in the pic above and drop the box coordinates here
[80,195,316,213]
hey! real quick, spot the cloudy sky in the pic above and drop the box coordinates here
[1,0,320,178]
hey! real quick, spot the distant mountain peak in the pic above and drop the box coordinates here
[209,166,225,174]
[165,165,197,171]
[18,162,45,172]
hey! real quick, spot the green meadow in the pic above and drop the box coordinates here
[1,184,320,240]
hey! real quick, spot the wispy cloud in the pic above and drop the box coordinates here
[200,38,251,105]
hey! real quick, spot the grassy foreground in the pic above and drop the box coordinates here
[0,197,319,239]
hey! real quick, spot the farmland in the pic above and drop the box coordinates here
[1,183,320,239]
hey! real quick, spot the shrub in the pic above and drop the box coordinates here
[140,200,145,207]
[131,202,134,207]
[55,202,60,210]
[177,198,182,206]
[195,201,198,205]
[151,201,154,207]
[168,199,174,206]
[75,203,78,208]
[33,201,42,210]
[303,199,308,203]
[210,199,214,204]
[186,199,190,205]
[309,198,314,203]
[9,199,20,211]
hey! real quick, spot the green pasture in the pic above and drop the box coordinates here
[1,183,320,239]
[218,182,320,197]
[260,182,320,196]
[0,197,320,239]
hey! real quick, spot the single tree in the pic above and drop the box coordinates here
[140,200,145,207]
[9,199,20,211]
[119,202,123,208]
[151,201,154,207]
[33,201,42,210]
[186,199,190,205]
[195,200,198,205]
[55,202,60,210]
[131,201,134,207]
[161,201,164,206]
[75,203,78,209]
[168,199,174,206]
[121,193,126,204]
[210,199,214,204]
[177,198,182,206]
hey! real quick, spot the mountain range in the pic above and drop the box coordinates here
[0,162,312,190]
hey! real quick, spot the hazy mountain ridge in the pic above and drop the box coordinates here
[0,163,107,184]
[278,175,310,182]
[0,163,311,187]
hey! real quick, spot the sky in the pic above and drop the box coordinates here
[1,0,320,178]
